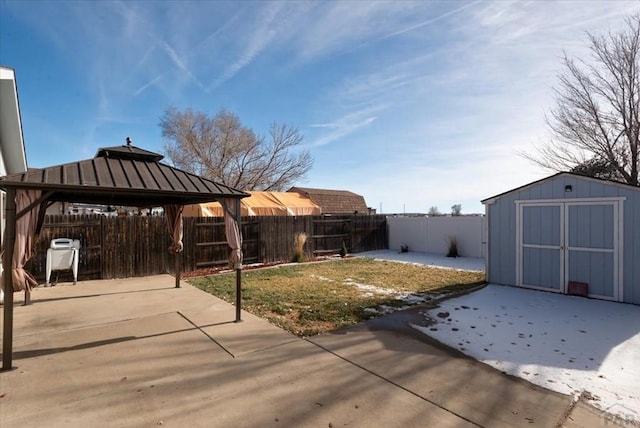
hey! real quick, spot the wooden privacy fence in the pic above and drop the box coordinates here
[26,214,388,282]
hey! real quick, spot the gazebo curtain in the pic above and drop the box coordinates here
[0,200,237,292]
[5,189,46,292]
[163,205,184,253]
[220,198,243,268]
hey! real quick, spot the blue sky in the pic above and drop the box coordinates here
[0,1,636,214]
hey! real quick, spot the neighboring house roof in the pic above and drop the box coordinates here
[481,172,640,204]
[288,186,368,214]
[0,66,28,175]
[0,142,248,207]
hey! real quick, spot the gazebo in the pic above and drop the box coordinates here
[0,140,249,371]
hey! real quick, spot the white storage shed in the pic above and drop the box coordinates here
[482,172,640,304]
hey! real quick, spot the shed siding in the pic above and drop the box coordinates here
[488,191,517,286]
[522,205,561,290]
[523,205,560,247]
[523,247,561,288]
[567,205,613,249]
[624,186,640,304]
[567,251,613,297]
[485,173,640,305]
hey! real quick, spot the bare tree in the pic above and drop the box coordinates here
[526,14,640,186]
[160,107,313,191]
[451,204,462,216]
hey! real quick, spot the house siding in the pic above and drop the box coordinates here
[484,173,640,305]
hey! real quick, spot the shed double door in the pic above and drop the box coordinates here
[517,200,621,301]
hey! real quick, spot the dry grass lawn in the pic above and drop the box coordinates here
[189,257,485,337]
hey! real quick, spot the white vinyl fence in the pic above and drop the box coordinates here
[387,215,485,258]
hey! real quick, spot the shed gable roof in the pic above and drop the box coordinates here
[481,172,640,204]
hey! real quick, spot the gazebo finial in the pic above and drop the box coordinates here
[126,136,132,146]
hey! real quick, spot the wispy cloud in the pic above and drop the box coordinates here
[308,106,387,147]
[380,0,481,40]
[134,75,162,97]
[291,2,425,63]
[209,2,286,89]
[157,41,206,91]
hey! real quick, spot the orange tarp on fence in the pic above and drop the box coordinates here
[183,191,322,217]
[272,192,322,216]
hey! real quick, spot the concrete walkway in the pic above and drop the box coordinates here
[0,275,623,427]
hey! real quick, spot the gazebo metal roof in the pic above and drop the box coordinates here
[0,142,248,205]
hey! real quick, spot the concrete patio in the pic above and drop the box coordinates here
[0,275,624,427]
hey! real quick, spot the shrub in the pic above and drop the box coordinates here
[339,240,348,258]
[446,236,459,258]
[292,233,308,263]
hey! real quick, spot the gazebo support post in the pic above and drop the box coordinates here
[2,188,17,371]
[235,198,242,323]
[175,252,181,288]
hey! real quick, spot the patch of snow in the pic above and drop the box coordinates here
[343,278,437,304]
[412,284,640,421]
[358,249,485,272]
[310,274,334,282]
[344,278,397,295]
[376,304,411,314]
[402,294,428,304]
[339,272,456,314]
